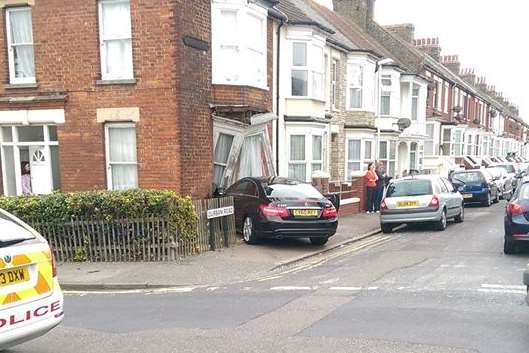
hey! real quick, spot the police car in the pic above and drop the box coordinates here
[0,209,64,349]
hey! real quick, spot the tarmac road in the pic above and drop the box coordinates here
[9,201,529,353]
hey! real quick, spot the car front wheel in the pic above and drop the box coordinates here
[482,192,492,207]
[454,204,464,223]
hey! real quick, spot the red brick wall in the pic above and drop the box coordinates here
[0,0,213,198]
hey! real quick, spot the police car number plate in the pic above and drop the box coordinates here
[0,267,30,288]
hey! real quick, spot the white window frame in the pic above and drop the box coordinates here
[345,138,374,178]
[441,126,453,156]
[213,131,236,186]
[98,0,134,81]
[331,58,338,109]
[6,6,35,84]
[379,140,397,177]
[105,123,138,190]
[435,80,442,111]
[287,128,327,182]
[380,74,392,116]
[212,2,267,88]
[290,41,325,100]
[443,82,449,113]
[0,125,59,196]
[347,63,363,110]
[411,85,420,121]
[424,123,436,156]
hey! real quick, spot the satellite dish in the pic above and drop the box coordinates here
[397,118,411,131]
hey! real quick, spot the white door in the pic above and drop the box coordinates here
[29,146,52,195]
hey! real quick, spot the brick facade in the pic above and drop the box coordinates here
[0,0,213,198]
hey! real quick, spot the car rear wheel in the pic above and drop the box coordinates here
[242,216,258,245]
[435,209,447,231]
[504,238,516,255]
[454,204,464,223]
[309,237,329,246]
[381,223,393,234]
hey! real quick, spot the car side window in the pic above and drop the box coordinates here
[438,179,448,193]
[441,178,454,192]
[245,181,259,197]
[227,181,249,195]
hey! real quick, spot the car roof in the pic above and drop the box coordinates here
[244,176,303,186]
[393,175,439,182]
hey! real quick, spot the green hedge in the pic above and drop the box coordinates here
[0,189,198,239]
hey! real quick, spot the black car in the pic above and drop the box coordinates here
[504,176,529,254]
[223,177,338,245]
[450,169,500,206]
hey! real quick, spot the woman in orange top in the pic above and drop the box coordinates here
[365,162,379,213]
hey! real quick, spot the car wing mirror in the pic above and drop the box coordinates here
[324,193,340,211]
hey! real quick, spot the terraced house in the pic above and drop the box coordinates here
[332,0,528,177]
[0,0,213,198]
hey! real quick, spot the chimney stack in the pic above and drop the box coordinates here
[384,24,415,44]
[333,0,376,30]
[413,37,442,62]
[440,55,461,75]
[460,68,476,85]
[476,76,488,92]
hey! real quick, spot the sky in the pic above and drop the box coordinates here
[314,0,528,121]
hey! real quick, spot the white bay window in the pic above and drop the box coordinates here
[346,139,374,179]
[99,0,133,80]
[288,130,327,182]
[291,42,324,99]
[347,64,363,109]
[6,7,35,84]
[380,75,392,116]
[212,1,267,88]
[379,140,396,176]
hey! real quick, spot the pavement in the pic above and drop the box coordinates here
[17,201,529,353]
[58,212,381,290]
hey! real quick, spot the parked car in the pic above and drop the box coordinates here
[493,163,523,190]
[504,177,529,254]
[223,177,338,245]
[486,166,514,200]
[380,175,464,233]
[450,169,500,206]
[0,209,64,350]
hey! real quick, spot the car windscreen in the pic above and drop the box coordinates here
[0,212,35,247]
[264,183,323,200]
[517,183,529,200]
[386,179,432,198]
[486,168,500,178]
[498,164,515,174]
[452,172,483,184]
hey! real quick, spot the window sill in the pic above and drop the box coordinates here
[213,81,269,91]
[286,96,326,104]
[96,79,137,86]
[4,83,38,89]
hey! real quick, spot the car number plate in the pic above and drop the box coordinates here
[0,267,30,288]
[463,194,473,199]
[292,209,319,217]
[397,201,419,208]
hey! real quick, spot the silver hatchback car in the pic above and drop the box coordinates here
[380,175,464,233]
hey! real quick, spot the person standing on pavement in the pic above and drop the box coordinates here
[365,162,378,213]
[374,161,386,213]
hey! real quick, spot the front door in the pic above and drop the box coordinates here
[29,146,52,195]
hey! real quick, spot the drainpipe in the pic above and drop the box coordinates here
[275,13,287,175]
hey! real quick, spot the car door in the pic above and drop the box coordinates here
[441,177,460,217]
[225,180,248,229]
[243,180,262,220]
[437,178,453,217]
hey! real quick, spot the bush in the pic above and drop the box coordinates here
[0,189,198,240]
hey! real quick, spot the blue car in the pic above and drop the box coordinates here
[450,169,500,207]
[505,177,529,254]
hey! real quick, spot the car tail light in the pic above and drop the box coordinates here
[260,204,289,218]
[428,195,440,209]
[507,203,527,216]
[380,199,388,210]
[322,206,338,218]
[50,249,57,277]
